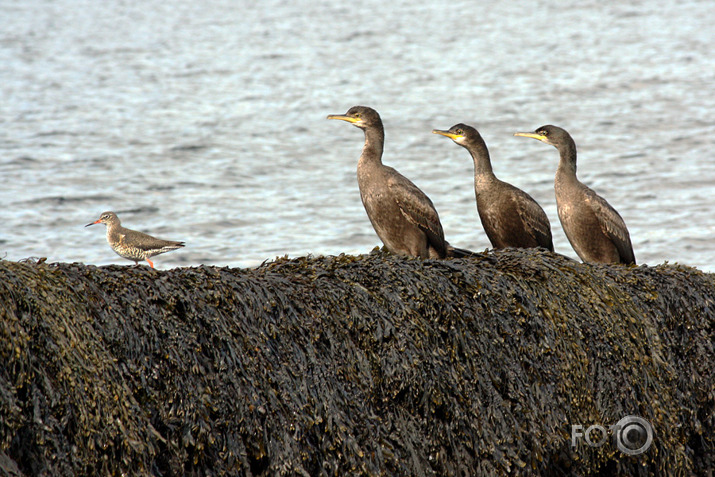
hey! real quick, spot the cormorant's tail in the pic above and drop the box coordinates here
[446,244,480,258]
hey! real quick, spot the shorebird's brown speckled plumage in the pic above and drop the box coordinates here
[86,211,184,268]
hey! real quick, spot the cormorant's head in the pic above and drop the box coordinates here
[327,105,381,130]
[432,123,482,148]
[86,211,119,227]
[514,125,570,149]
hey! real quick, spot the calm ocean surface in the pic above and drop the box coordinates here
[1,0,713,271]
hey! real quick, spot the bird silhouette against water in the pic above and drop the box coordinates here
[433,123,553,252]
[328,106,472,259]
[86,211,185,268]
[514,126,635,264]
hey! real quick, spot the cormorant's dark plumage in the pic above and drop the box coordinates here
[328,106,461,259]
[433,124,553,252]
[514,125,636,264]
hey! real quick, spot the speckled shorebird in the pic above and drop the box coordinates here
[514,125,636,264]
[86,211,185,268]
[433,123,554,252]
[327,106,472,259]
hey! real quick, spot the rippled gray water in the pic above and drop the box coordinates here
[1,0,713,270]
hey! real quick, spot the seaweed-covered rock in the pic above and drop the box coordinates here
[0,249,713,476]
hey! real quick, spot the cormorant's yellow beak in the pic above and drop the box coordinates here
[327,114,359,123]
[432,129,461,140]
[514,132,548,142]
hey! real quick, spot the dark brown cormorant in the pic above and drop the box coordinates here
[514,125,636,264]
[433,124,554,252]
[328,106,470,259]
[86,211,185,268]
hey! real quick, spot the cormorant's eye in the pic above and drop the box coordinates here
[354,113,361,119]
[457,129,463,135]
[539,130,548,136]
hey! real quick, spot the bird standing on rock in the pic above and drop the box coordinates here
[328,106,471,259]
[86,211,185,268]
[514,125,635,264]
[433,123,553,252]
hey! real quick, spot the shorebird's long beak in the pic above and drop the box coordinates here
[85,220,101,227]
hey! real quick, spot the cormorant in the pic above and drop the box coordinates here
[433,123,553,251]
[514,125,635,264]
[328,106,469,259]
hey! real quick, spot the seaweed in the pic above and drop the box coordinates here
[0,249,713,476]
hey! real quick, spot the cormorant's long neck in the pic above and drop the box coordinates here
[555,138,578,188]
[358,125,385,166]
[467,139,495,179]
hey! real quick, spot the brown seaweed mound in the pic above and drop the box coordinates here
[1,249,713,476]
